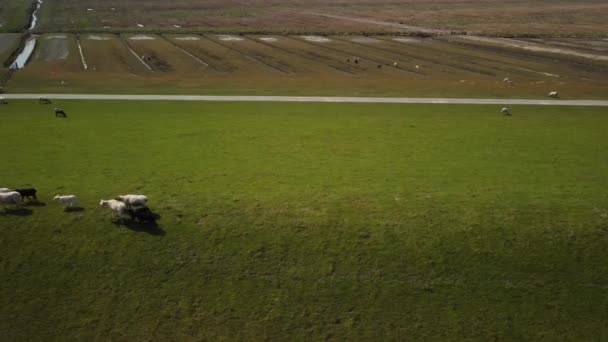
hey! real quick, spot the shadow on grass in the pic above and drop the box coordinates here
[124,221,166,236]
[64,206,85,213]
[113,219,166,236]
[24,201,46,207]
[1,207,33,216]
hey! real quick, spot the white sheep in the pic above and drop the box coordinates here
[54,194,78,208]
[501,107,511,116]
[415,65,420,69]
[0,188,11,193]
[99,199,127,219]
[548,91,559,98]
[503,77,510,83]
[393,62,398,67]
[0,191,22,209]
[116,194,148,208]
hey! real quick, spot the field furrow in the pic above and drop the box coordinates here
[79,34,149,73]
[121,34,209,74]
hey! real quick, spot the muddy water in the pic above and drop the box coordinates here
[9,0,43,69]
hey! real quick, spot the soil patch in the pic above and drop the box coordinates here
[174,36,200,41]
[46,34,68,40]
[143,53,171,71]
[86,35,110,41]
[38,36,69,61]
[129,35,156,40]
[301,36,331,43]
[218,35,244,41]
[393,37,422,44]
[351,37,380,43]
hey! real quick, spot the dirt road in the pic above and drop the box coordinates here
[3,94,608,106]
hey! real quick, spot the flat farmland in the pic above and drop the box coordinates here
[79,34,151,73]
[206,35,316,74]
[6,35,608,99]
[167,34,275,73]
[122,34,208,74]
[2,100,608,340]
[9,34,83,90]
[31,0,608,37]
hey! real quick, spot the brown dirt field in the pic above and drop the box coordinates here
[33,0,608,37]
[79,34,151,73]
[121,34,210,74]
[167,34,279,74]
[7,35,608,100]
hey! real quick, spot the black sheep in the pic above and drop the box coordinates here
[54,108,67,117]
[126,207,158,223]
[14,188,37,202]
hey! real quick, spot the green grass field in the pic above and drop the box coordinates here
[2,100,608,340]
[0,0,31,32]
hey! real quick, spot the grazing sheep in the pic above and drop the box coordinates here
[393,62,398,67]
[126,207,157,223]
[53,194,78,208]
[0,188,11,193]
[14,188,37,202]
[503,77,510,83]
[501,107,511,116]
[99,199,127,219]
[54,108,67,117]
[415,65,420,69]
[548,91,559,98]
[39,97,52,104]
[0,97,7,105]
[116,194,148,208]
[0,191,22,209]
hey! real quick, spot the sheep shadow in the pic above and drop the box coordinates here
[24,201,46,207]
[121,220,166,236]
[1,207,33,216]
[64,206,85,213]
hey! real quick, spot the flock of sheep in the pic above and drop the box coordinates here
[0,188,156,223]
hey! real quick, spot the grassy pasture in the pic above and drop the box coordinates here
[1,100,608,340]
[0,33,21,66]
[0,0,31,32]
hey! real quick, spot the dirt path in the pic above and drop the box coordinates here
[3,94,608,106]
[299,12,449,35]
[459,36,608,62]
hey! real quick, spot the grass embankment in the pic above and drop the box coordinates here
[1,101,608,340]
[0,0,32,33]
